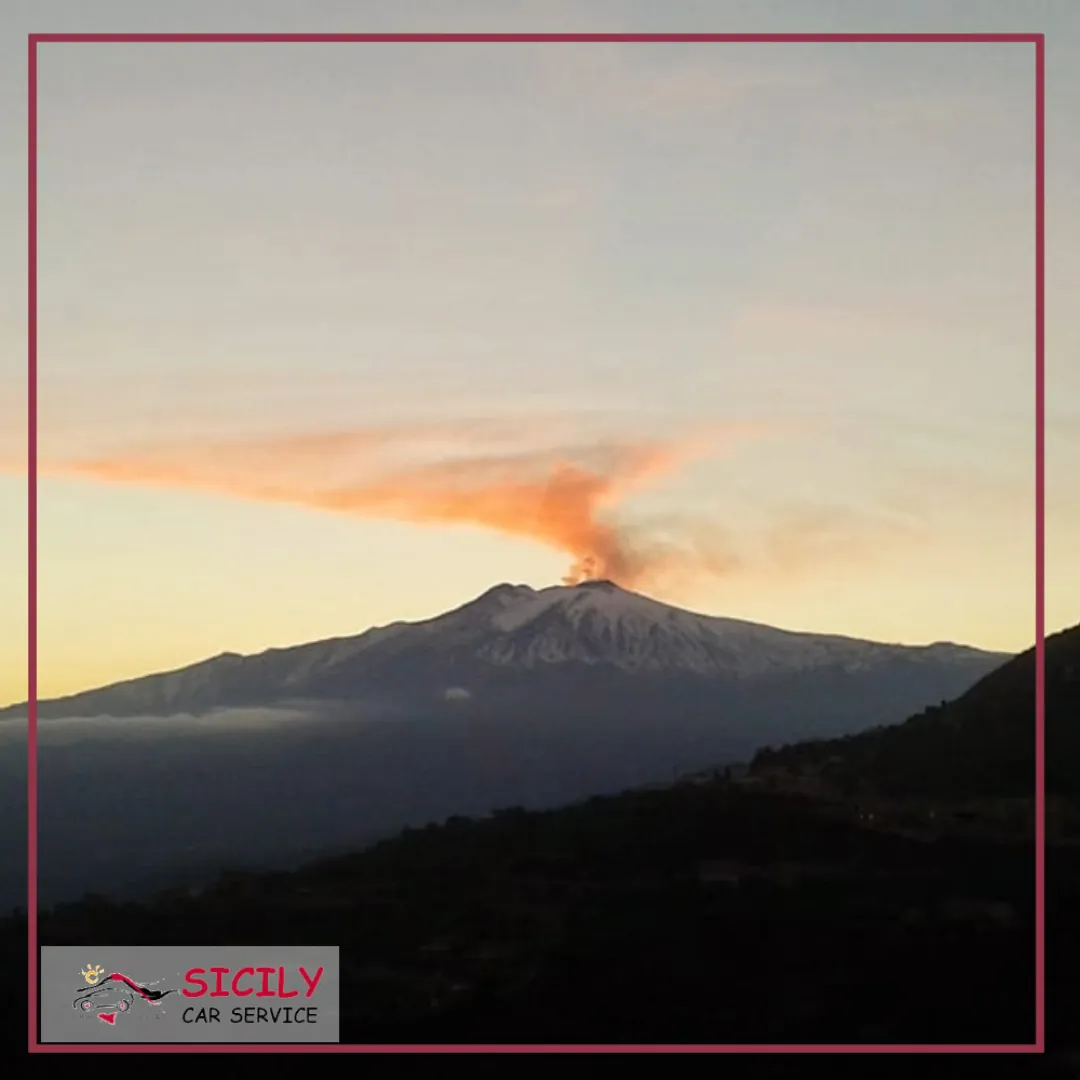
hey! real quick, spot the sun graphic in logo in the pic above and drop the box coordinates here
[80,964,105,985]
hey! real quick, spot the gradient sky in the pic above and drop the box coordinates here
[2,0,1078,707]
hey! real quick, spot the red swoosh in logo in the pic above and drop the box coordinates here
[98,1013,116,1025]
[108,973,174,1002]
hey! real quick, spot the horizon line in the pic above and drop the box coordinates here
[5,580,1024,713]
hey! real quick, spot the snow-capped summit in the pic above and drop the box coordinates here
[8,580,1009,722]
[432,580,992,678]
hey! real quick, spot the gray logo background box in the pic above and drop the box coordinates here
[41,945,339,1043]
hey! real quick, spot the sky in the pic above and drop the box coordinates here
[1,0,1078,707]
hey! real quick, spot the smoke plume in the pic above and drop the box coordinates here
[35,420,765,590]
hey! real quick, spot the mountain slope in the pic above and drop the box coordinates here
[3,582,1014,908]
[5,580,1007,721]
[751,621,1079,800]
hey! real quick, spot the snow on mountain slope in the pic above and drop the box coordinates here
[405,579,997,679]
[4,580,1008,720]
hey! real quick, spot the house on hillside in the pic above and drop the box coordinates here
[732,772,766,788]
[678,770,720,786]
[752,765,794,791]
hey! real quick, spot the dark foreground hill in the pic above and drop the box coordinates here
[749,622,1080,801]
[6,621,1073,1051]
[8,782,1037,1047]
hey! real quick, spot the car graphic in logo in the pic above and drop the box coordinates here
[73,970,178,1025]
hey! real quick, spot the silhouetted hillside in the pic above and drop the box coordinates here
[750,623,1079,801]
[8,626,1071,1049]
[7,781,1036,1047]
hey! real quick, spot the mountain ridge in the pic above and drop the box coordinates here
[750,620,1079,800]
[4,580,1008,719]
[4,581,1022,910]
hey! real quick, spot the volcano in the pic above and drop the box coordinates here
[5,580,1006,723]
[6,582,1013,908]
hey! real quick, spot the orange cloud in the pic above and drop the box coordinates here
[35,420,766,590]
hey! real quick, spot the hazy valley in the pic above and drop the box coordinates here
[2,581,1009,910]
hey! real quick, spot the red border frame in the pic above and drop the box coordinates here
[26,31,1046,1054]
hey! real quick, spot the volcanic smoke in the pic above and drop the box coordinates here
[34,421,764,590]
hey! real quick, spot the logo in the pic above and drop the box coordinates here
[42,946,340,1043]
[73,968,178,1026]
